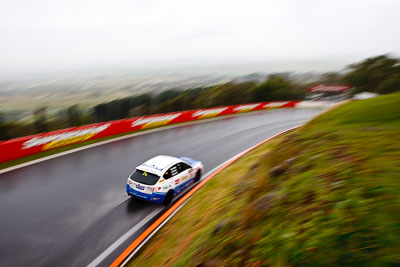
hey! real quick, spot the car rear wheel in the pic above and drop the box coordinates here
[163,190,174,206]
[194,170,201,182]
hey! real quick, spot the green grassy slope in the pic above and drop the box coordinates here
[130,92,400,266]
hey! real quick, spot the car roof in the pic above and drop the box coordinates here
[136,155,180,176]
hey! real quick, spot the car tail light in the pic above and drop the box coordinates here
[153,187,161,192]
[127,178,132,184]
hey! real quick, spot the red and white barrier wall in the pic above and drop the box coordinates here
[0,101,299,163]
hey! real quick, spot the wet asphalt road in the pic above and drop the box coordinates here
[0,108,322,267]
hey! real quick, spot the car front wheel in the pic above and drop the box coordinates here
[194,170,201,182]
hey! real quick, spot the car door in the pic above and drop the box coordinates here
[173,164,188,192]
[164,163,192,193]
[163,164,181,190]
[162,166,175,190]
[177,162,193,183]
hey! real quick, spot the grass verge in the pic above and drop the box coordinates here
[129,92,400,266]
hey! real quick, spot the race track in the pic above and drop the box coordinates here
[0,108,323,267]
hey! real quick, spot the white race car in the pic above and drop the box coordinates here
[126,155,204,205]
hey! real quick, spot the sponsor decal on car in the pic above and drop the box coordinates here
[131,113,181,129]
[182,176,188,180]
[136,184,145,190]
[192,107,228,119]
[174,179,180,185]
[233,104,259,113]
[22,124,111,150]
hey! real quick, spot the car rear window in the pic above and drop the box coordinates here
[130,170,160,185]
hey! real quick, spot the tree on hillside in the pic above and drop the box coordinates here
[181,87,206,108]
[163,94,193,112]
[196,82,255,108]
[343,54,400,94]
[0,112,9,140]
[130,93,153,115]
[319,72,343,84]
[67,105,83,126]
[93,93,154,121]
[94,103,109,122]
[154,88,207,113]
[252,75,300,101]
[154,89,181,105]
[376,73,400,94]
[33,107,49,133]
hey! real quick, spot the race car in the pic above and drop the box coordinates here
[126,155,204,205]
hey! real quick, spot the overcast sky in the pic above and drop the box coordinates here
[0,0,399,75]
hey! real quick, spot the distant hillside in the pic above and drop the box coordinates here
[0,71,231,115]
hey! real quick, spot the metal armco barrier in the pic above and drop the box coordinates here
[0,101,298,163]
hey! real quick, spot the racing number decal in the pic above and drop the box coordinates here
[171,166,178,176]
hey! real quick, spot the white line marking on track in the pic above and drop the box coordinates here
[119,157,248,266]
[121,201,188,266]
[87,207,163,267]
[116,125,304,266]
[87,159,234,267]
[88,124,305,267]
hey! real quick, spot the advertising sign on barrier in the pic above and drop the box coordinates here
[0,101,299,163]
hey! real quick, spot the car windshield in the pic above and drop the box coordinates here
[130,169,160,185]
